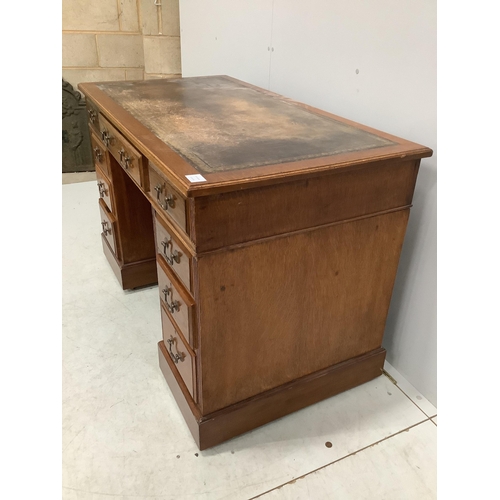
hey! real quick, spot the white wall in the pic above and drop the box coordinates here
[180,0,273,88]
[180,0,437,406]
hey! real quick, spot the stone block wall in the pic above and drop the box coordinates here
[62,0,181,89]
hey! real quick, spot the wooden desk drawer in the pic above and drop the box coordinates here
[96,165,113,213]
[154,213,192,292]
[98,198,119,259]
[149,162,186,233]
[86,100,100,135]
[99,115,145,188]
[157,254,194,347]
[90,132,109,176]
[161,304,196,400]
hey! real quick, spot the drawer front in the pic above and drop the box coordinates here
[149,162,187,233]
[98,198,119,258]
[154,213,192,292]
[96,165,113,213]
[157,255,194,347]
[86,100,100,135]
[161,304,196,400]
[99,115,145,187]
[90,133,109,176]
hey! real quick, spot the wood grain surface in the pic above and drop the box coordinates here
[157,254,195,346]
[90,132,108,176]
[99,114,146,188]
[160,304,196,401]
[95,164,113,213]
[100,235,157,290]
[158,341,386,450]
[192,159,419,252]
[196,210,409,413]
[148,162,187,232]
[154,211,193,292]
[196,347,386,450]
[98,198,118,258]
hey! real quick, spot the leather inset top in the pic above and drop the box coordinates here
[97,76,395,174]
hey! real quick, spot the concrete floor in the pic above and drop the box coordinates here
[62,179,437,500]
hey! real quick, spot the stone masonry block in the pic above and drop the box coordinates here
[162,0,181,37]
[118,0,140,32]
[143,36,181,75]
[126,69,145,81]
[139,0,158,35]
[63,0,119,31]
[62,34,98,67]
[97,35,144,68]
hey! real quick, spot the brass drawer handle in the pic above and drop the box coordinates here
[101,130,111,147]
[119,148,131,169]
[160,237,181,266]
[154,183,175,210]
[88,108,97,124]
[162,286,180,314]
[166,335,185,364]
[93,146,102,163]
[97,181,107,198]
[101,220,111,236]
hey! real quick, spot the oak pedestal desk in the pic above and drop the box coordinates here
[78,76,432,450]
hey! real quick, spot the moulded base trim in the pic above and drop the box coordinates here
[102,235,157,290]
[158,340,386,450]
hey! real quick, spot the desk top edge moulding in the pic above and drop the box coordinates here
[78,75,433,450]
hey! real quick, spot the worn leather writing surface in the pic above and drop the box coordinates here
[97,76,395,174]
